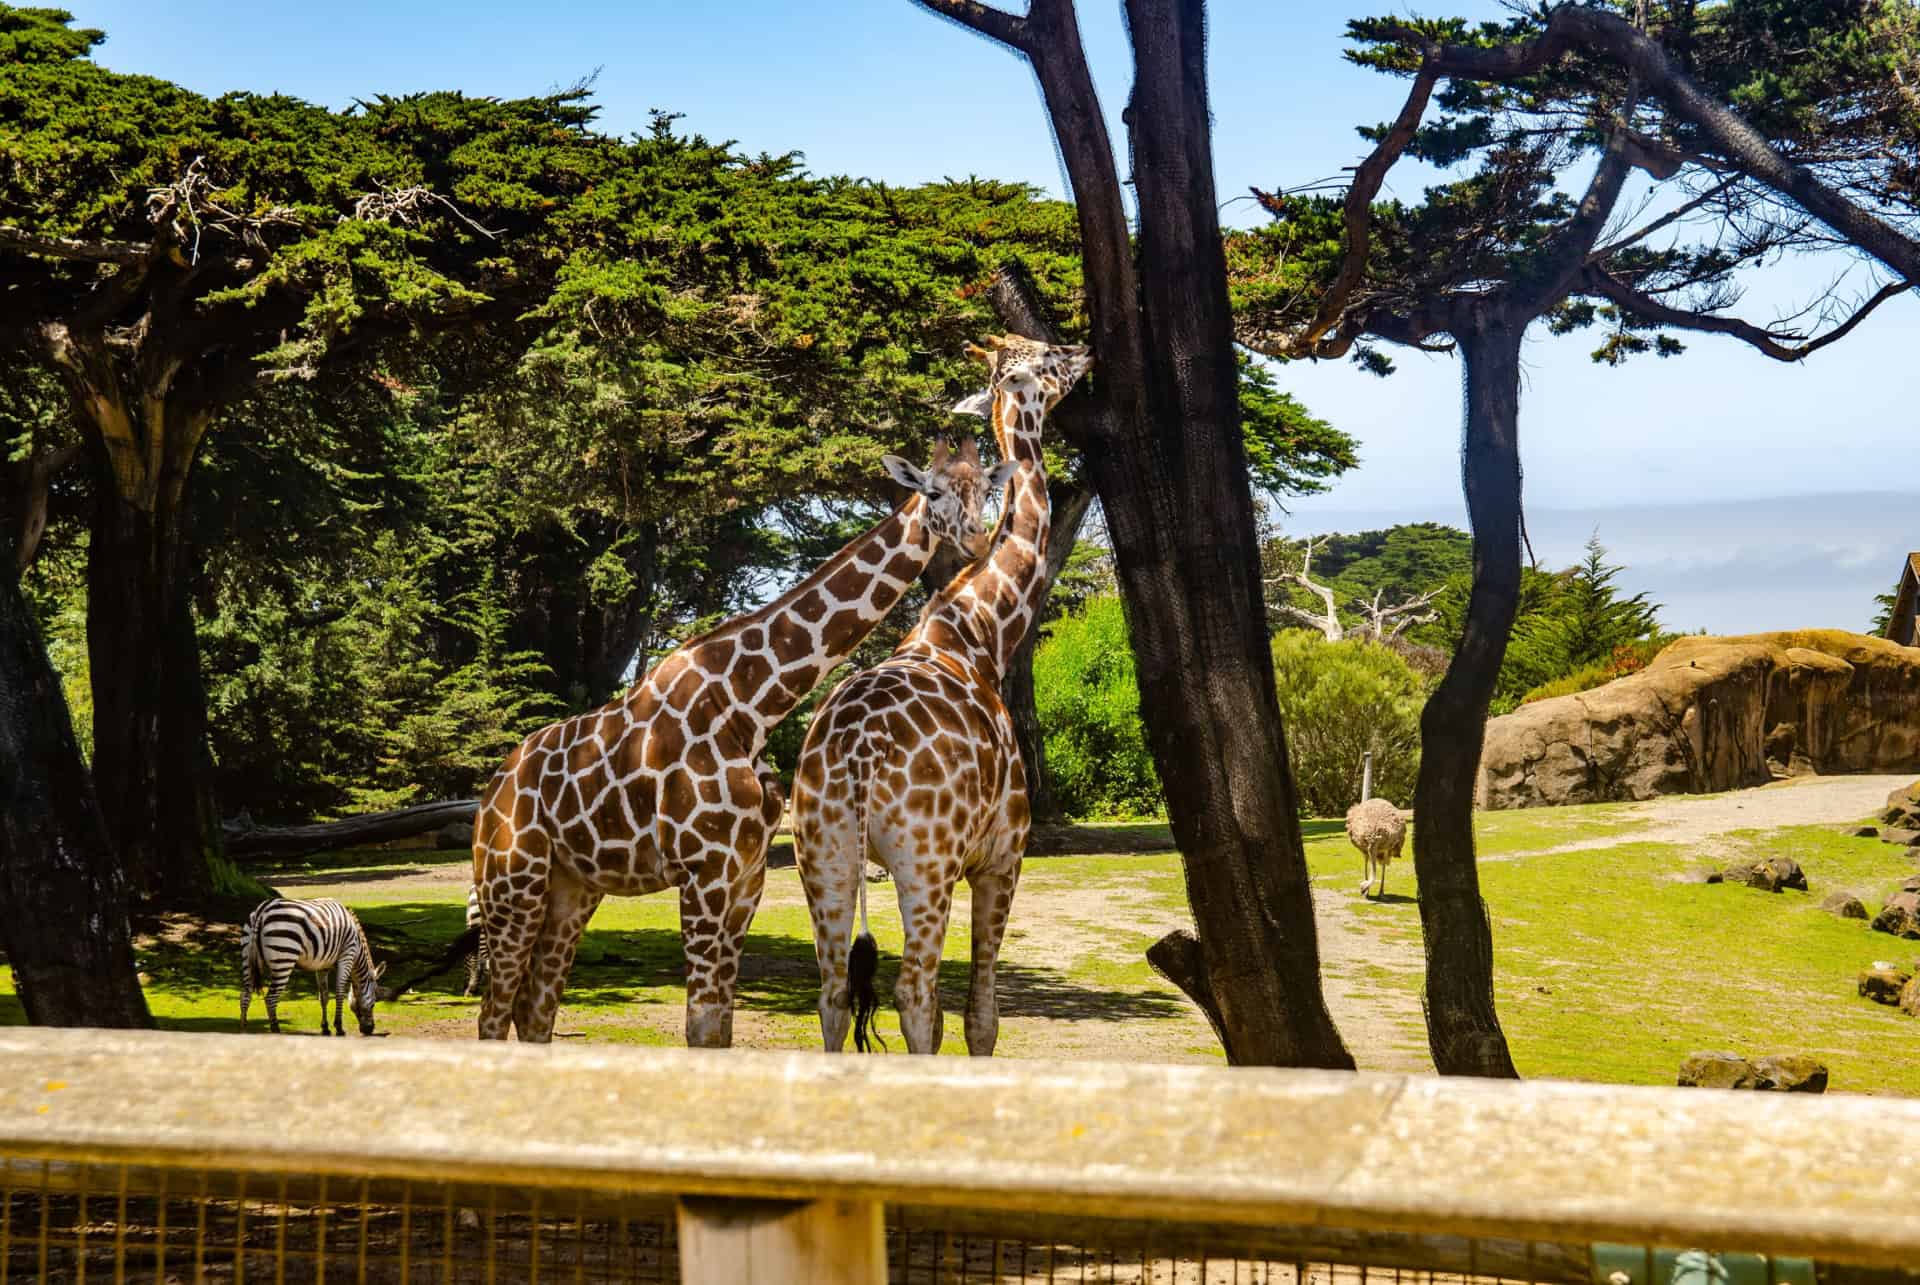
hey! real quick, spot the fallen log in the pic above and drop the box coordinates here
[224,800,478,859]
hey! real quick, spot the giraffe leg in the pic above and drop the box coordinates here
[889,864,956,1056]
[963,864,1020,1057]
[511,867,603,1044]
[477,841,549,1042]
[679,844,768,1049]
[795,799,865,1053]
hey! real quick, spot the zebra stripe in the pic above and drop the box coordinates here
[239,898,381,1036]
[463,884,492,997]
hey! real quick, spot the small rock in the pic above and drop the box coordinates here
[1851,825,1880,838]
[1681,866,1724,884]
[1678,1051,1827,1091]
[1871,890,1920,939]
[1723,857,1806,893]
[1881,827,1920,847]
[1902,974,1920,1018]
[1819,891,1868,920]
[434,821,473,850]
[1858,965,1914,1005]
[863,862,892,883]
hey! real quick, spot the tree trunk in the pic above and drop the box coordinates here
[1114,0,1351,1069]
[0,538,152,1029]
[1411,316,1522,1078]
[1002,483,1092,824]
[85,439,225,904]
[225,798,479,859]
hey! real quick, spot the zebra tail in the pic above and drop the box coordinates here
[382,924,483,999]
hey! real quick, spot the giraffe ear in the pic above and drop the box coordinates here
[881,454,931,493]
[949,390,991,417]
[987,461,1018,492]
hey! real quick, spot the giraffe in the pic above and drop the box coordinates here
[472,437,1008,1048]
[793,335,1092,1056]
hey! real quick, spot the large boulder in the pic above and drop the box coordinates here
[1883,780,1920,830]
[1677,1051,1827,1092]
[1859,965,1914,1004]
[1902,974,1920,1017]
[1873,890,1920,939]
[1479,633,1920,809]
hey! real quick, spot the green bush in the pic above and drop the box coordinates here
[1032,595,1162,820]
[1270,630,1427,816]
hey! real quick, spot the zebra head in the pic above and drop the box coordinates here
[350,958,385,1035]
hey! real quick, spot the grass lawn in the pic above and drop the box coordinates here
[4,800,1916,1092]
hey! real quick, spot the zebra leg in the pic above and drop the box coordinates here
[239,955,253,1031]
[332,961,350,1036]
[266,965,292,1033]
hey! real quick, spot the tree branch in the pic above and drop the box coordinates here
[985,261,1065,344]
[911,0,1032,53]
[1258,67,1439,359]
[1412,4,1920,284]
[0,225,151,266]
[1582,267,1911,361]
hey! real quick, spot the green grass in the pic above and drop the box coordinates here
[4,802,1916,1091]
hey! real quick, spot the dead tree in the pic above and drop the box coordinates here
[1267,536,1346,640]
[915,0,1352,1068]
[1353,586,1441,642]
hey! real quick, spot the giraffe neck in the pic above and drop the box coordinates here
[902,388,1049,683]
[652,496,938,739]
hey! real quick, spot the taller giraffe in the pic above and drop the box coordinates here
[793,335,1092,1055]
[473,439,1008,1047]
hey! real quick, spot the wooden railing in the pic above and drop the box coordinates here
[2,1028,1918,1282]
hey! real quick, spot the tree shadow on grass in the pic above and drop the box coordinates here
[1302,819,1349,842]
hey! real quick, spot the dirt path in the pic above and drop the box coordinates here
[1516,773,1909,859]
[1307,774,1912,1075]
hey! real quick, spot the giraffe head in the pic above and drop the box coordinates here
[953,334,1094,415]
[882,435,1010,561]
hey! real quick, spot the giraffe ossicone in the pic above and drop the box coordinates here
[793,334,1093,1057]
[470,436,997,1048]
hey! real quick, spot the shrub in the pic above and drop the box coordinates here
[1032,595,1163,820]
[1517,637,1670,705]
[1270,630,1427,815]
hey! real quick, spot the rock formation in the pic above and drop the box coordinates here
[1479,631,1920,810]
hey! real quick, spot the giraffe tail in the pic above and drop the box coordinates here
[847,769,886,1053]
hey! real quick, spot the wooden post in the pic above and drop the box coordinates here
[1361,751,1374,802]
[676,1196,885,1284]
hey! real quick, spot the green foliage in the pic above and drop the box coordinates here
[1270,631,1428,815]
[1870,590,1898,634]
[1236,355,1359,498]
[1518,639,1669,706]
[1031,596,1162,821]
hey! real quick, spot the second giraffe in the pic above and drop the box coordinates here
[794,335,1092,1055]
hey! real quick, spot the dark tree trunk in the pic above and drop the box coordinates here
[1411,316,1522,1078]
[1002,482,1092,824]
[924,0,1350,1067]
[0,538,152,1029]
[1114,0,1350,1068]
[86,454,224,903]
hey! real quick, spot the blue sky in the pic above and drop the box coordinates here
[67,0,1919,632]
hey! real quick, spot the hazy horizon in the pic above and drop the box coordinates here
[1277,490,1914,638]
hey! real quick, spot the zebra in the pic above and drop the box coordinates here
[463,883,491,997]
[240,898,384,1036]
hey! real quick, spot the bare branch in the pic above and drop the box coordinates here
[1352,585,1442,642]
[1266,535,1345,640]
[911,0,1032,53]
[0,225,150,265]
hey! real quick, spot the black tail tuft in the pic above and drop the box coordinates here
[384,924,483,999]
[848,932,886,1053]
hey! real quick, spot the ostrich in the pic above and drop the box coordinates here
[1345,751,1406,899]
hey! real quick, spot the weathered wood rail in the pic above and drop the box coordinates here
[2,1029,1918,1281]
